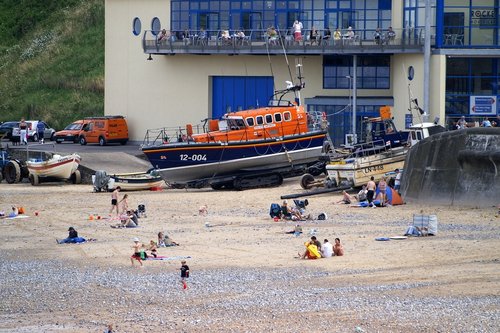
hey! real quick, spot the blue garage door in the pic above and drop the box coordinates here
[212,76,274,119]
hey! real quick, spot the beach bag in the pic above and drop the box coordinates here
[17,207,25,214]
[269,203,282,218]
[317,213,327,220]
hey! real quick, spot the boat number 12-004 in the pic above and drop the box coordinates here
[180,154,207,161]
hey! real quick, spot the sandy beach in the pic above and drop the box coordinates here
[0,178,499,332]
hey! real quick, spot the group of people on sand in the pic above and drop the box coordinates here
[299,236,344,259]
[107,187,142,228]
[129,231,180,266]
[338,171,401,208]
[129,234,188,288]
[280,199,312,221]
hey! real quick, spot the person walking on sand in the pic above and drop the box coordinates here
[109,186,121,215]
[180,260,190,289]
[119,193,129,214]
[366,176,376,206]
[130,237,144,266]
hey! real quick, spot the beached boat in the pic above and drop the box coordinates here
[303,113,445,189]
[141,64,327,190]
[92,169,166,192]
[26,153,81,185]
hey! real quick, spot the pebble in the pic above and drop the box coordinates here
[1,260,499,331]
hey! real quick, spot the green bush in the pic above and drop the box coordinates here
[0,0,104,130]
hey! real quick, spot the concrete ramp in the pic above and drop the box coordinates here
[78,152,152,174]
[401,128,500,207]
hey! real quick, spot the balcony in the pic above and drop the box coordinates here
[142,28,425,56]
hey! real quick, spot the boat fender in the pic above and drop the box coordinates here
[186,124,193,137]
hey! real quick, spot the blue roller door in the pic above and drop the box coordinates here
[212,76,274,119]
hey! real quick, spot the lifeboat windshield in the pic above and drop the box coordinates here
[222,117,246,131]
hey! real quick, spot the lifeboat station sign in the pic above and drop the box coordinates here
[470,96,497,115]
[471,9,497,27]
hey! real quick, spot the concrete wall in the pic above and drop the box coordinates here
[401,128,500,206]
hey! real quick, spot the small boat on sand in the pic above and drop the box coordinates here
[92,169,166,192]
[27,153,81,185]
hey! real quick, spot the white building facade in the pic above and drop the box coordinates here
[105,0,500,144]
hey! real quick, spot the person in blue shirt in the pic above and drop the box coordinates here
[36,121,45,144]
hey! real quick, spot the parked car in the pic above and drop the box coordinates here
[54,120,88,143]
[78,116,128,146]
[0,121,19,140]
[28,121,56,142]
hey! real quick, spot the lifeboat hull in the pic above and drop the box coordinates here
[142,131,327,185]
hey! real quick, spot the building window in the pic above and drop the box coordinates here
[323,55,390,89]
[132,17,142,36]
[435,1,499,47]
[171,0,392,38]
[151,17,161,35]
[445,57,500,117]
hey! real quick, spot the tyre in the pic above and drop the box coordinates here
[120,140,128,145]
[50,133,55,141]
[0,170,3,182]
[98,137,106,146]
[4,160,21,184]
[300,173,315,190]
[71,170,81,184]
[79,136,87,145]
[32,133,38,142]
[29,173,39,186]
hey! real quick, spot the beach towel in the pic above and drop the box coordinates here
[5,214,30,220]
[146,255,192,261]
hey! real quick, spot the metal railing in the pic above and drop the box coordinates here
[143,27,425,55]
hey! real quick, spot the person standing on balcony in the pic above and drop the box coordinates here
[374,27,382,44]
[309,26,319,45]
[293,20,303,43]
[386,26,396,44]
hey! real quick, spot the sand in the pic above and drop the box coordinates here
[0,178,499,332]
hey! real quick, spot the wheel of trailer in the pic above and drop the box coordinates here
[300,173,315,190]
[324,177,338,189]
[71,170,81,184]
[29,173,39,186]
[4,160,21,184]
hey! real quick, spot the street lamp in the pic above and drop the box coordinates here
[346,75,355,144]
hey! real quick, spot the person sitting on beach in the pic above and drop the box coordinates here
[10,206,19,217]
[285,224,303,235]
[337,190,355,204]
[57,227,80,244]
[158,231,179,247]
[333,238,344,256]
[281,200,293,220]
[146,240,158,258]
[355,186,368,202]
[130,237,144,266]
[299,236,322,259]
[111,210,138,228]
[321,239,334,258]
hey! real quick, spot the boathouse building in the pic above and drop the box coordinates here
[105,0,500,145]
